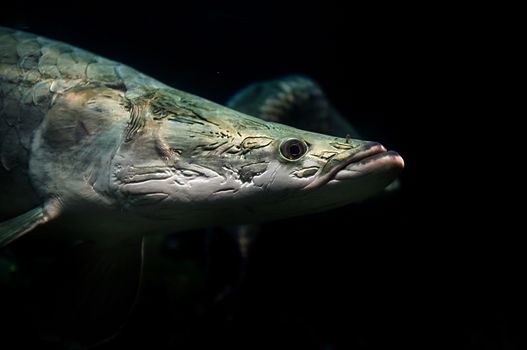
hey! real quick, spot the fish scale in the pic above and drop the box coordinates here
[0,30,164,157]
[0,26,165,218]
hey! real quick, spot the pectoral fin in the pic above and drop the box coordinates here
[33,236,144,347]
[0,200,60,247]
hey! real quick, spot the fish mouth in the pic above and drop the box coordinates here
[331,143,404,182]
[304,142,404,190]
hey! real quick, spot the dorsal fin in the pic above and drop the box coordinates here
[227,75,362,138]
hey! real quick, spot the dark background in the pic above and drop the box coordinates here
[0,2,522,349]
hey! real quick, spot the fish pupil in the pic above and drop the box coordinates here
[289,143,301,156]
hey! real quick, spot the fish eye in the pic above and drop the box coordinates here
[279,139,308,161]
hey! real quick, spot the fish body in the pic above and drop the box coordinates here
[0,26,403,245]
[0,26,403,345]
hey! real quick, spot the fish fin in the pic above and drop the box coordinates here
[227,75,362,138]
[383,178,401,193]
[0,200,61,247]
[33,236,144,347]
[0,207,45,247]
[227,75,328,122]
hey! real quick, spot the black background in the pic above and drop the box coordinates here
[0,2,522,350]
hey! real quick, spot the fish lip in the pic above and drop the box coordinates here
[328,142,390,179]
[333,150,404,181]
[305,142,403,190]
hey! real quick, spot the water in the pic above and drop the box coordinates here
[1,3,520,350]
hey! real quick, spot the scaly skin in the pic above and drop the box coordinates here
[0,26,403,244]
[0,26,167,220]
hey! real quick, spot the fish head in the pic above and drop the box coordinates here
[111,89,404,228]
